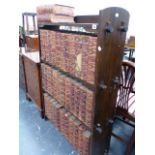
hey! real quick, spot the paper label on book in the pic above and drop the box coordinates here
[75,53,82,73]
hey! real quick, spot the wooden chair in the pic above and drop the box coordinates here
[22,12,39,52]
[111,60,135,155]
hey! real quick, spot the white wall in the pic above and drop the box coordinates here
[19,0,135,37]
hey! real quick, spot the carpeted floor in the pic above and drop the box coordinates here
[19,88,134,155]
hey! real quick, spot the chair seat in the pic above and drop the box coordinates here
[116,107,135,123]
[110,60,135,155]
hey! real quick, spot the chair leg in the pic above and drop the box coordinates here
[125,129,135,155]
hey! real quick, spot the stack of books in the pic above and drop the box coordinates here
[36,4,74,24]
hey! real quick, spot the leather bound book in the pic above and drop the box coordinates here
[82,130,92,155]
[78,124,86,154]
[68,115,76,144]
[59,107,67,133]
[64,111,71,138]
[37,4,74,16]
[72,118,81,149]
[37,14,74,23]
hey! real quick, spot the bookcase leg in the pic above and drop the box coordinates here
[40,110,45,119]
[103,124,113,154]
[44,115,48,120]
[26,93,31,101]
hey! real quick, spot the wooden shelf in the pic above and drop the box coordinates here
[38,7,130,155]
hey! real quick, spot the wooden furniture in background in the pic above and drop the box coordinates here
[38,7,130,155]
[22,12,38,35]
[127,36,135,48]
[125,36,135,61]
[19,52,26,90]
[22,12,39,52]
[25,35,39,51]
[22,50,43,117]
[20,13,43,116]
[111,60,135,155]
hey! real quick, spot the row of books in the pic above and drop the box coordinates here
[40,29,97,85]
[44,93,92,155]
[41,63,95,129]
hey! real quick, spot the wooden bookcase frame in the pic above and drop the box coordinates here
[38,7,129,155]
